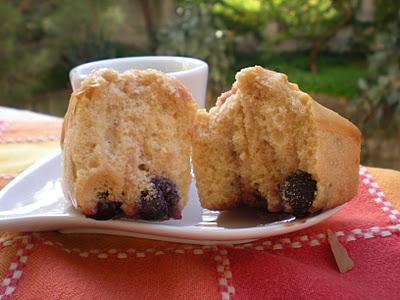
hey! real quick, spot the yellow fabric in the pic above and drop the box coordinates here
[0,142,59,174]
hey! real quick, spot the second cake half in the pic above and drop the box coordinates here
[192,66,361,217]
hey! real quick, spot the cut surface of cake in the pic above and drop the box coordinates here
[192,66,361,216]
[61,68,198,220]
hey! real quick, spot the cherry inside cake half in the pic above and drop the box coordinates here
[192,66,361,217]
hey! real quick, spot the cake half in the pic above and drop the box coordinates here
[61,68,198,220]
[192,66,361,216]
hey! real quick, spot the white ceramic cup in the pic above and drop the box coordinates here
[69,56,209,108]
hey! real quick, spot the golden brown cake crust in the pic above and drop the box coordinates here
[192,66,361,215]
[62,68,198,220]
[308,101,360,211]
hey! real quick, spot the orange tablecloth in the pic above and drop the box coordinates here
[0,108,399,299]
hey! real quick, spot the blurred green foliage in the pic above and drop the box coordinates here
[0,1,54,103]
[157,0,234,97]
[355,1,400,131]
[0,0,368,107]
[43,1,125,66]
[262,0,357,37]
[212,0,361,74]
[212,0,265,32]
[263,0,360,74]
[0,0,141,108]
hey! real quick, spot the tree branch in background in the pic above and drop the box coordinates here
[310,3,355,74]
[139,0,158,52]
